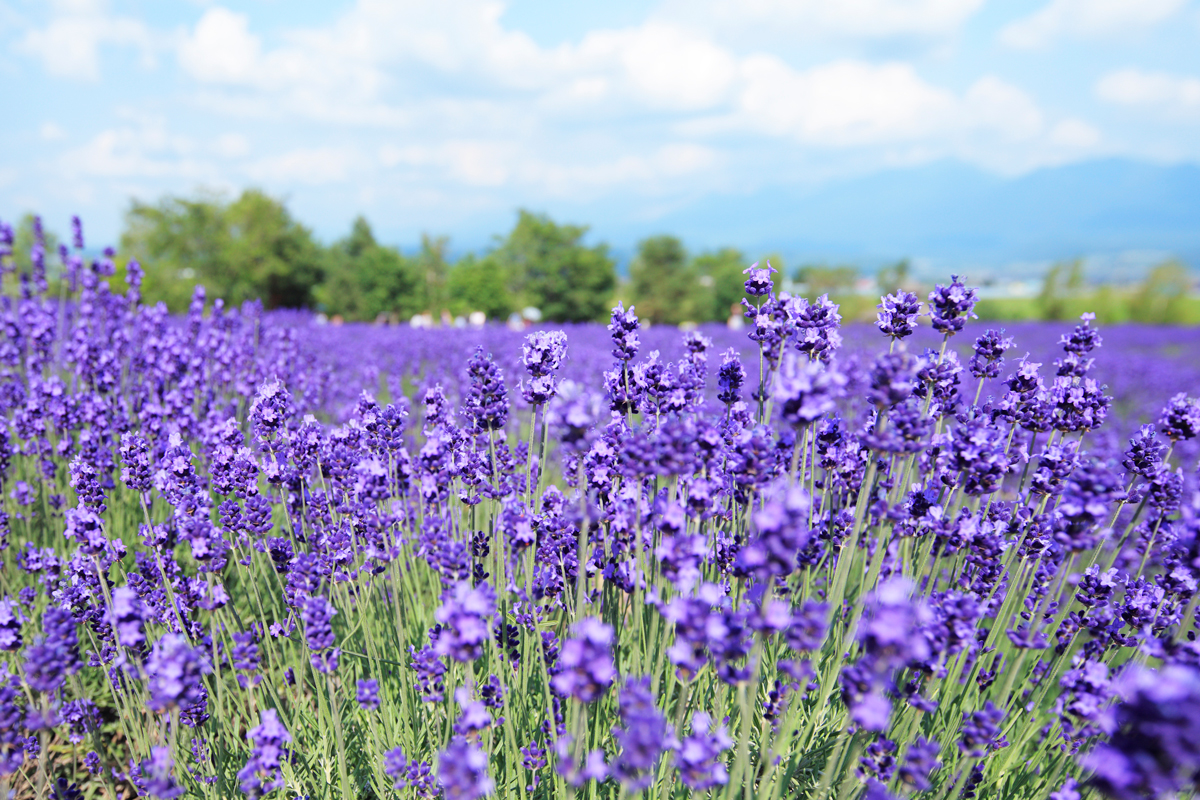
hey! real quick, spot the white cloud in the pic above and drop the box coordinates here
[58,116,208,179]
[40,122,68,141]
[737,58,957,145]
[1000,0,1187,48]
[17,0,154,80]
[247,147,356,185]
[657,0,984,43]
[379,139,717,193]
[213,133,250,158]
[380,141,513,186]
[1049,118,1102,147]
[576,23,737,111]
[177,7,261,85]
[730,60,1046,149]
[1096,68,1200,117]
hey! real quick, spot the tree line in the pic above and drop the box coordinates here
[117,189,766,325]
[7,189,1197,325]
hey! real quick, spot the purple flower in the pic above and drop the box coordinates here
[959,701,1008,757]
[133,747,184,799]
[551,618,616,703]
[675,712,732,790]
[110,587,146,649]
[409,640,448,701]
[0,665,26,775]
[899,736,941,792]
[554,736,609,787]
[453,687,492,737]
[119,432,153,493]
[612,677,675,791]
[743,260,777,297]
[357,678,380,711]
[1159,393,1200,442]
[438,737,494,800]
[949,418,1010,496]
[1123,425,1165,479]
[1081,664,1200,800]
[249,379,292,443]
[784,601,829,652]
[237,709,291,797]
[608,302,640,362]
[773,356,847,428]
[24,606,79,693]
[463,348,509,433]
[301,595,338,673]
[927,275,977,336]
[0,598,23,651]
[145,633,211,713]
[736,481,811,579]
[434,582,496,663]
[968,329,1013,380]
[876,291,922,340]
[521,330,568,406]
[716,348,745,406]
[866,351,924,409]
[232,629,261,688]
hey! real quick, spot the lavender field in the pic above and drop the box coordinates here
[0,222,1199,800]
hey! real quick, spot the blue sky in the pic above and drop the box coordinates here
[2,0,1199,259]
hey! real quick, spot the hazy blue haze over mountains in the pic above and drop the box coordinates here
[593,158,1200,279]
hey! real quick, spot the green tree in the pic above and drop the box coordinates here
[415,234,451,316]
[489,210,616,322]
[691,248,748,322]
[11,213,62,279]
[121,189,325,311]
[1038,259,1085,321]
[1131,260,1192,324]
[630,235,693,325]
[795,264,858,296]
[448,254,513,320]
[316,216,423,321]
[876,259,911,296]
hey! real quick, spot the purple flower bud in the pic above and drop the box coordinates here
[249,379,292,443]
[1160,392,1200,442]
[521,330,568,405]
[959,701,1007,757]
[463,348,508,432]
[675,711,732,790]
[927,275,977,336]
[876,291,921,340]
[110,587,146,649]
[743,260,776,297]
[301,595,338,673]
[237,709,291,797]
[434,582,496,663]
[969,328,1013,380]
[773,356,846,428]
[551,618,616,703]
[0,598,24,651]
[24,606,79,693]
[438,736,494,800]
[132,747,184,799]
[612,677,675,790]
[899,736,941,792]
[145,633,211,713]
[357,679,380,711]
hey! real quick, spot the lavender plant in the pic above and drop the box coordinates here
[0,214,1197,799]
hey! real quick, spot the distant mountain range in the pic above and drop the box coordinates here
[597,158,1200,281]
